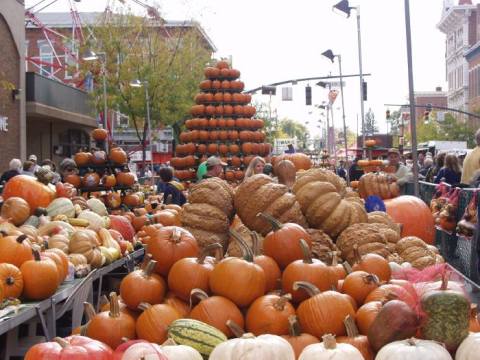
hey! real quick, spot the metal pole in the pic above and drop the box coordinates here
[338,54,350,184]
[356,6,366,158]
[102,57,108,153]
[404,0,419,196]
[326,105,330,154]
[145,83,154,186]
[331,104,337,166]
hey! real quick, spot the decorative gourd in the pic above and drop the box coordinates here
[189,288,245,338]
[298,334,364,360]
[87,198,108,216]
[375,338,453,360]
[148,226,199,276]
[69,229,104,268]
[1,197,30,225]
[209,322,295,360]
[294,281,355,338]
[25,336,113,360]
[47,198,76,218]
[20,249,59,300]
[109,215,136,241]
[456,332,480,360]
[167,243,222,301]
[245,294,295,336]
[168,318,228,359]
[3,175,56,213]
[342,271,380,307]
[282,239,334,303]
[47,234,70,253]
[234,174,307,236]
[385,195,435,244]
[68,253,88,267]
[260,213,312,269]
[86,292,136,349]
[0,233,34,268]
[209,234,265,307]
[0,263,23,299]
[120,260,166,310]
[336,315,374,360]
[281,315,319,360]
[161,340,203,360]
[135,303,181,344]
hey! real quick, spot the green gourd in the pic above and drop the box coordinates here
[420,274,470,352]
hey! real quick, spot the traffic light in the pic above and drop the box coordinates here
[362,81,367,101]
[305,86,312,105]
[386,109,391,119]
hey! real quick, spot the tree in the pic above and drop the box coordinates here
[278,118,308,149]
[364,108,378,135]
[81,7,211,173]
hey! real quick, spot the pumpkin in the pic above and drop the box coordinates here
[209,235,266,307]
[69,229,104,268]
[135,303,180,344]
[47,197,76,218]
[469,304,480,332]
[355,300,382,335]
[298,334,364,360]
[0,263,23,299]
[120,259,166,310]
[86,292,136,349]
[43,249,68,284]
[248,231,281,293]
[234,174,307,236]
[116,171,136,187]
[0,233,34,268]
[25,335,113,360]
[282,239,337,303]
[209,324,295,360]
[109,148,128,165]
[1,197,30,225]
[336,315,374,360]
[342,271,380,306]
[148,226,199,276]
[65,174,82,187]
[163,292,190,318]
[307,228,337,263]
[109,215,136,241]
[456,332,480,359]
[385,195,435,244]
[167,243,222,301]
[281,315,319,360]
[74,152,92,166]
[395,236,438,269]
[245,294,295,336]
[68,253,88,267]
[260,213,312,269]
[294,281,355,338]
[352,248,391,282]
[161,340,203,360]
[358,172,400,200]
[168,318,228,358]
[364,283,404,303]
[82,170,101,188]
[3,175,56,213]
[20,249,59,300]
[91,128,108,141]
[292,168,367,238]
[92,150,107,165]
[87,198,108,216]
[375,338,453,360]
[113,340,167,360]
[190,288,244,338]
[274,154,312,171]
[274,160,297,189]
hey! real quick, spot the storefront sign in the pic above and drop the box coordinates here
[0,116,8,132]
[129,150,152,162]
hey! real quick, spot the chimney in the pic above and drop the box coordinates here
[436,86,443,92]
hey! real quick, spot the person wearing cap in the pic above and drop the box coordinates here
[28,154,41,173]
[59,158,79,181]
[203,156,226,179]
[387,148,412,186]
[0,158,22,184]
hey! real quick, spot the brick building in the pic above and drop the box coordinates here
[0,0,26,172]
[414,88,448,121]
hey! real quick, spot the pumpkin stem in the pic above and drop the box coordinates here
[143,260,157,277]
[299,239,313,264]
[250,231,262,256]
[17,234,28,244]
[32,249,41,261]
[471,304,478,318]
[365,274,380,286]
[343,315,360,337]
[189,288,209,310]
[322,334,337,350]
[293,281,321,297]
[330,251,339,266]
[274,294,292,311]
[229,229,254,262]
[109,292,121,318]
[287,315,302,337]
[342,261,353,274]
[139,253,153,270]
[5,276,15,286]
[352,244,361,265]
[440,270,450,291]
[198,243,223,264]
[83,302,96,321]
[407,338,417,346]
[54,337,70,348]
[137,302,152,312]
[171,227,182,243]
[226,320,246,338]
[256,212,283,231]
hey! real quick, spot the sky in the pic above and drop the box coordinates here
[25,0,449,140]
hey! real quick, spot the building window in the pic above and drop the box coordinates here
[64,42,78,80]
[38,41,53,77]
[58,129,90,157]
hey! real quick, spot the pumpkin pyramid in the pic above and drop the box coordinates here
[171,60,271,182]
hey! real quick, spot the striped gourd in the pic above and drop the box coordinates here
[46,198,75,218]
[168,319,227,359]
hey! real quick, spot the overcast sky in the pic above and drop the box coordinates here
[25,0,449,139]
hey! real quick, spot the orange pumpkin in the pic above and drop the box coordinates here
[102,174,117,188]
[469,304,480,332]
[20,250,59,300]
[65,174,82,187]
[281,315,319,359]
[1,197,30,226]
[0,263,23,299]
[163,292,190,318]
[3,175,56,213]
[245,294,295,336]
[0,234,34,268]
[135,303,180,344]
[43,249,68,284]
[91,128,108,141]
[82,171,101,188]
[342,271,380,307]
[337,315,374,360]
[116,171,136,187]
[352,250,391,282]
[109,148,128,165]
[356,300,383,335]
[152,209,180,226]
[74,152,92,166]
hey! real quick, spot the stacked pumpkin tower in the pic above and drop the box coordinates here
[171,60,271,182]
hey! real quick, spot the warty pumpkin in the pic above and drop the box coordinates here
[358,172,400,200]
[187,177,235,219]
[245,294,295,336]
[20,249,59,300]
[234,174,307,236]
[0,263,23,299]
[307,228,337,263]
[135,302,180,344]
[395,236,438,269]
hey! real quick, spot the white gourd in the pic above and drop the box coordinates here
[78,210,107,230]
[46,198,76,218]
[375,338,452,360]
[121,342,165,360]
[299,334,364,360]
[87,198,108,216]
[455,332,480,360]
[161,343,203,360]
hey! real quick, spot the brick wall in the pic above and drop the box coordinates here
[0,14,21,172]
[414,95,448,120]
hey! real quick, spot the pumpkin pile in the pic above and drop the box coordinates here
[171,59,272,183]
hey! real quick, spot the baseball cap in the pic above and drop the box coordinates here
[28,154,37,162]
[60,158,77,172]
[387,148,400,155]
[206,156,227,167]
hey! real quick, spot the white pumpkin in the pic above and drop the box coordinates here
[299,334,364,360]
[121,342,166,360]
[456,332,480,360]
[209,333,295,360]
[376,338,452,360]
[87,198,108,216]
[161,343,203,360]
[47,198,76,218]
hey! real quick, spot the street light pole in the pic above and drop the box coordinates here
[144,83,154,186]
[337,54,350,184]
[356,6,366,158]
